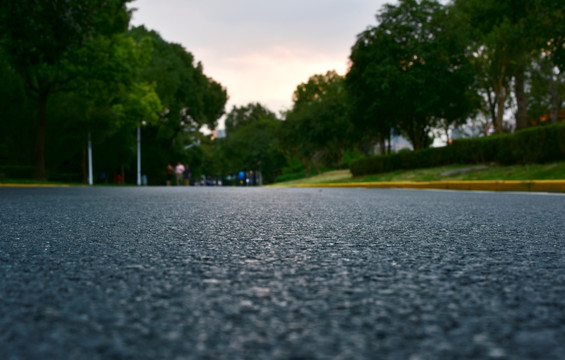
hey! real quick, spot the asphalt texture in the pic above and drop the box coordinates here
[1,186,564,360]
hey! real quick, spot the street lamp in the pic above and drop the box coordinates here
[88,131,93,186]
[137,121,147,186]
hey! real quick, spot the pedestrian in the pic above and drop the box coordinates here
[183,163,191,186]
[175,162,185,186]
[166,163,174,186]
[238,170,245,186]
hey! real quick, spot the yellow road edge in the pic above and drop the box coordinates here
[295,180,565,193]
[0,183,71,187]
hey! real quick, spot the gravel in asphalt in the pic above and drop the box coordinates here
[0,187,564,359]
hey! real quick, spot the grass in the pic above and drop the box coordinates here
[0,178,82,186]
[270,161,565,186]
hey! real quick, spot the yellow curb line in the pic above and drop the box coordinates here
[0,184,71,187]
[296,180,565,193]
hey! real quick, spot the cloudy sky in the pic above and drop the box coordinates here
[129,0,391,124]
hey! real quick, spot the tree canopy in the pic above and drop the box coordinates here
[282,70,351,174]
[347,0,475,150]
[0,0,146,179]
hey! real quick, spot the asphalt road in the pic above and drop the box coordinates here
[1,186,564,359]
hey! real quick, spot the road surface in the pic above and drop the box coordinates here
[1,187,564,359]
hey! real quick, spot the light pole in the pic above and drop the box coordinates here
[88,131,93,186]
[137,125,141,186]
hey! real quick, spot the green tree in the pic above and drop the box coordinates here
[0,52,35,168]
[536,0,565,72]
[129,26,227,133]
[452,0,561,132]
[218,103,285,184]
[224,102,277,136]
[348,0,475,149]
[221,118,285,184]
[0,0,133,180]
[127,26,228,184]
[528,56,565,124]
[37,31,160,183]
[281,70,351,175]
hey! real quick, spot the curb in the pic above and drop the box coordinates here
[295,180,565,193]
[0,184,70,187]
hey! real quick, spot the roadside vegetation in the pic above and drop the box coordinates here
[1,0,564,185]
[271,162,565,187]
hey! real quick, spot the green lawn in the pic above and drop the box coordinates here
[271,161,565,186]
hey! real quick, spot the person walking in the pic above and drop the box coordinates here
[183,163,191,186]
[166,163,174,186]
[175,162,185,186]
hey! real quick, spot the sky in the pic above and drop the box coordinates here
[129,0,391,127]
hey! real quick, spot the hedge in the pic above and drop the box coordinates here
[350,123,565,177]
[0,165,35,180]
[0,165,82,183]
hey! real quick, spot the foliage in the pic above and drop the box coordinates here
[225,102,277,136]
[219,109,286,184]
[123,26,228,184]
[0,53,35,166]
[0,0,134,180]
[347,0,476,150]
[281,70,351,175]
[527,56,565,125]
[452,0,565,132]
[0,13,226,184]
[350,123,565,176]
[128,26,228,131]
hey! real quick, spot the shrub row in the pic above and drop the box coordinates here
[0,165,82,183]
[0,165,35,180]
[350,123,565,177]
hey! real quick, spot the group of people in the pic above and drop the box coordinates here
[166,162,191,186]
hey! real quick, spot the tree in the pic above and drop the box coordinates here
[347,0,475,149]
[528,56,565,125]
[0,51,35,168]
[127,26,228,183]
[224,102,277,136]
[129,26,227,132]
[221,118,286,184]
[536,0,565,72]
[217,103,285,184]
[281,70,351,175]
[452,0,561,132]
[0,0,133,180]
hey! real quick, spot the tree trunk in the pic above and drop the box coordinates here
[486,87,497,127]
[494,63,508,134]
[82,146,87,184]
[34,95,48,181]
[407,120,428,150]
[379,134,386,155]
[514,69,528,131]
[548,64,560,124]
[303,160,311,178]
[494,81,507,134]
[312,152,322,175]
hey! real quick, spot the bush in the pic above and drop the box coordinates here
[274,171,306,183]
[350,123,565,176]
[0,165,35,179]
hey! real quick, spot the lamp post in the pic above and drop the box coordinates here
[137,125,141,186]
[88,131,93,186]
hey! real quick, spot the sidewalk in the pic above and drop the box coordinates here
[296,180,565,192]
